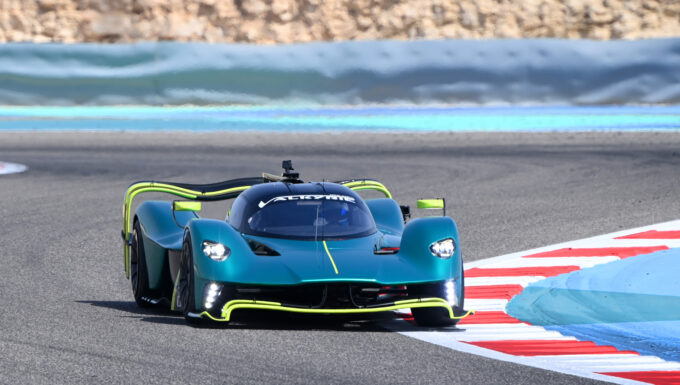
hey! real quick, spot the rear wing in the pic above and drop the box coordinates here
[121,177,264,278]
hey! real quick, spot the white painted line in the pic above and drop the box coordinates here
[465,276,544,287]
[400,326,575,342]
[0,161,27,175]
[609,239,680,247]
[519,239,680,248]
[464,298,508,311]
[484,256,620,269]
[454,324,575,341]
[534,354,680,372]
[457,323,529,329]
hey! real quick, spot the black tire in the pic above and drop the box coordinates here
[412,302,456,327]
[412,265,465,327]
[177,236,204,326]
[131,221,155,307]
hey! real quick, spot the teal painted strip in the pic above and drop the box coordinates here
[1,105,680,118]
[506,287,680,325]
[0,105,678,132]
[506,247,680,362]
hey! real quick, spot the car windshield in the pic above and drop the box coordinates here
[244,198,376,240]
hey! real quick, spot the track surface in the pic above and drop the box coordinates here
[1,131,680,384]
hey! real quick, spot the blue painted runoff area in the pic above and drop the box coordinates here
[0,105,678,132]
[506,248,680,362]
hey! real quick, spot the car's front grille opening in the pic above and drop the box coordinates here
[228,283,414,309]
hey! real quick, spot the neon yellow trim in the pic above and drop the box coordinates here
[456,309,475,319]
[174,201,202,211]
[123,186,196,278]
[322,240,339,275]
[351,185,392,198]
[170,268,181,311]
[417,199,445,209]
[341,181,392,199]
[122,182,251,278]
[195,297,474,322]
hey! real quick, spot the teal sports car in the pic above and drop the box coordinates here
[121,161,468,326]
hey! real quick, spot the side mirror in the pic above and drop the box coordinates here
[173,201,202,212]
[400,205,411,223]
[417,198,446,216]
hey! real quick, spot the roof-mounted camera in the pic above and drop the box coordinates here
[281,160,300,181]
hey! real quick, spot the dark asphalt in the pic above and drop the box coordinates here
[1,131,679,384]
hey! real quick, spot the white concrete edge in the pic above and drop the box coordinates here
[0,161,28,175]
[464,219,680,269]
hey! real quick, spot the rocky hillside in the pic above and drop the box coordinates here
[0,0,678,43]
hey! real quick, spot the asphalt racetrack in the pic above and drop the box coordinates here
[1,131,680,384]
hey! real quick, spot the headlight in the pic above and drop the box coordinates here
[202,241,230,261]
[430,238,455,259]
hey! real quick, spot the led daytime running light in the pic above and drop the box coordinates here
[204,282,223,310]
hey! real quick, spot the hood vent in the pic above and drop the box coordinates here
[247,239,281,256]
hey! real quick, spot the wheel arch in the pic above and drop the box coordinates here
[183,219,254,304]
[399,216,462,281]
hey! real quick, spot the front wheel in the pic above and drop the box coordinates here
[176,236,204,326]
[131,221,155,307]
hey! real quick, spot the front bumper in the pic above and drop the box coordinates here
[192,297,466,322]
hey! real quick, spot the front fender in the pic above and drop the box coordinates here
[185,219,248,309]
[398,216,462,281]
[186,219,252,282]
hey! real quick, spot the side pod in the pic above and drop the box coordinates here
[136,201,198,289]
[136,201,197,250]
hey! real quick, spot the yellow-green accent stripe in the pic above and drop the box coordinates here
[174,201,202,211]
[341,180,392,198]
[196,297,475,322]
[322,240,339,275]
